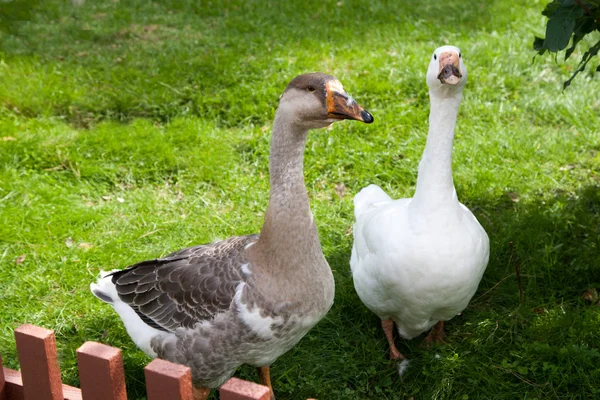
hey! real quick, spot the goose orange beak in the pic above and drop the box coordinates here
[325,80,374,124]
[437,51,462,85]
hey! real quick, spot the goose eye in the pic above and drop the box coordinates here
[433,54,437,60]
[307,86,316,92]
[459,53,462,58]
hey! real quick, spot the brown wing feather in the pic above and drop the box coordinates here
[109,235,258,332]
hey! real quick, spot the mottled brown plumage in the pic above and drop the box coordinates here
[91,72,373,399]
[109,235,258,332]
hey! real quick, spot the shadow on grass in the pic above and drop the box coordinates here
[472,184,600,303]
[0,0,499,128]
[304,183,600,399]
[42,183,599,399]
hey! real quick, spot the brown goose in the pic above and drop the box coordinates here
[91,73,373,399]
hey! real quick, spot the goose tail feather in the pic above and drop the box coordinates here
[90,269,120,304]
[354,184,391,219]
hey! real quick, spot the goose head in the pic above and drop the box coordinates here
[426,46,467,94]
[278,72,374,129]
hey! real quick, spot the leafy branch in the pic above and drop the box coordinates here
[534,0,600,88]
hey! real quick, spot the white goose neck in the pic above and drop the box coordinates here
[412,89,463,209]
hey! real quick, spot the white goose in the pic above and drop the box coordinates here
[350,46,489,361]
[91,73,373,400]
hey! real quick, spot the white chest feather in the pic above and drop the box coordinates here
[234,283,284,340]
[233,282,324,366]
[351,197,489,338]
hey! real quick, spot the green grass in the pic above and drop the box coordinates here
[1,0,600,399]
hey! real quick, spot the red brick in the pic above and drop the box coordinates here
[14,324,63,400]
[219,377,271,400]
[144,359,193,400]
[77,341,126,400]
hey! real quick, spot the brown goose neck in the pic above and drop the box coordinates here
[268,113,308,191]
[256,111,320,256]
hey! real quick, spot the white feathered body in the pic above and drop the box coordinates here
[351,184,489,340]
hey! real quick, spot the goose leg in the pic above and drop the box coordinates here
[257,366,276,400]
[424,321,446,345]
[192,386,211,400]
[381,319,404,360]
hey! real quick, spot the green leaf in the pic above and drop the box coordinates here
[596,64,600,71]
[575,16,597,36]
[563,38,600,88]
[560,0,578,6]
[545,6,586,51]
[542,0,561,17]
[533,36,546,52]
[565,18,595,59]
[546,18,575,51]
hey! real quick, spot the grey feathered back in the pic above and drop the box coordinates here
[109,235,259,332]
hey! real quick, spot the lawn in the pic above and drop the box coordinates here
[1,0,599,399]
